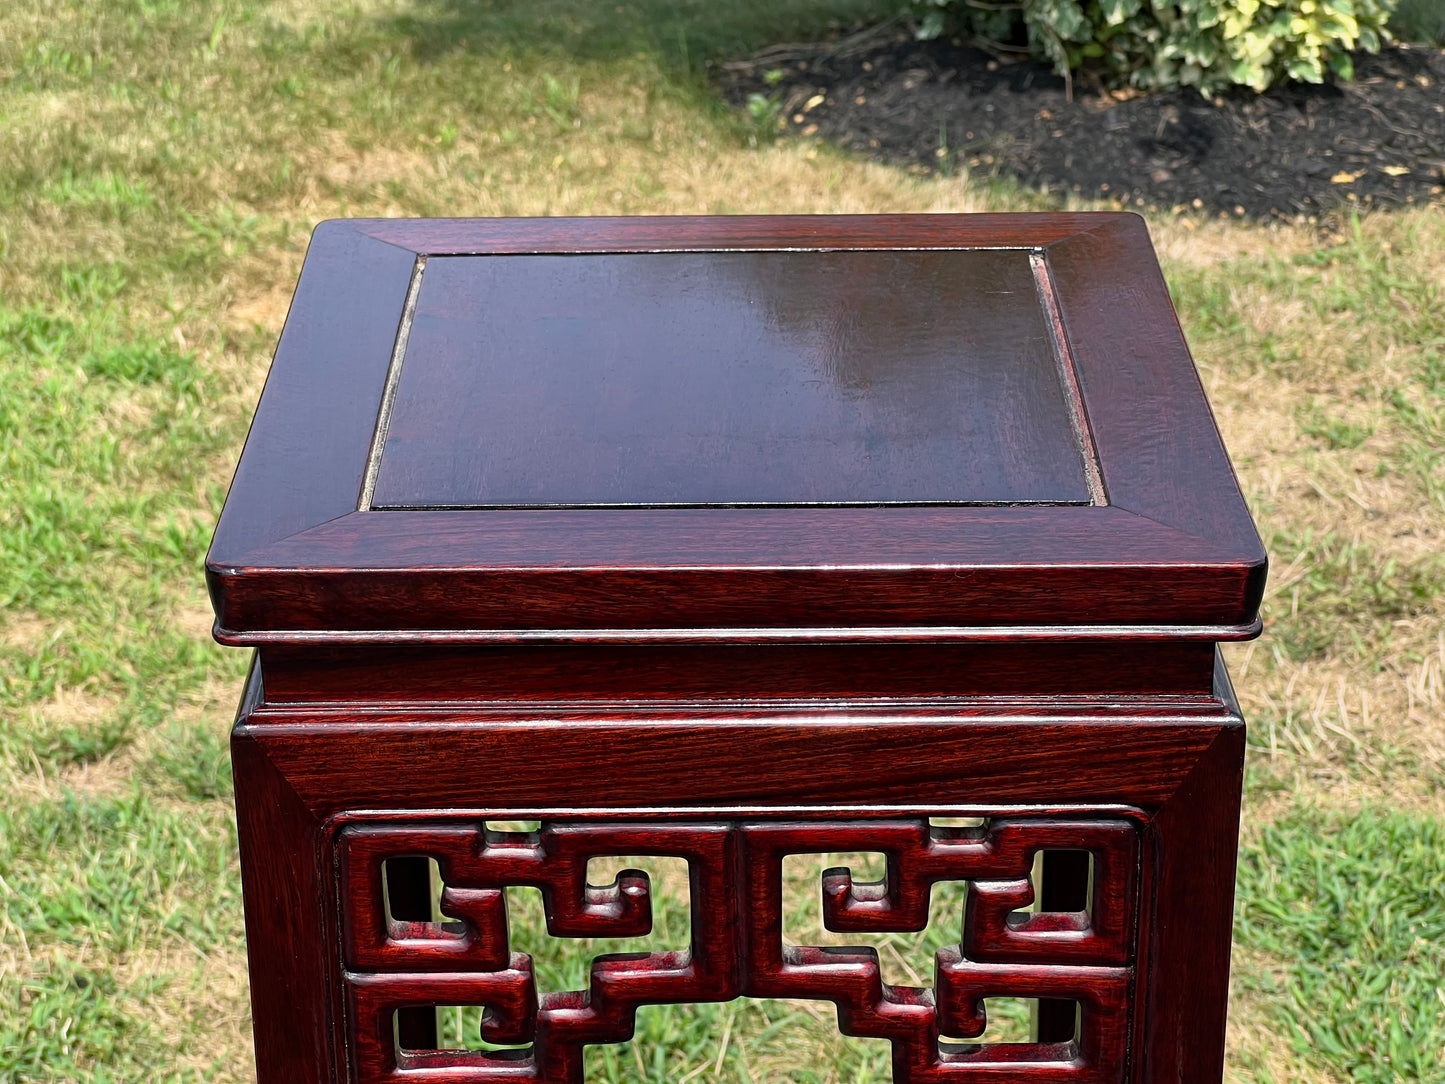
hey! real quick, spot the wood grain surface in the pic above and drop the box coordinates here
[206,213,1266,642]
[214,214,1261,1084]
[372,249,1090,509]
[254,639,1223,702]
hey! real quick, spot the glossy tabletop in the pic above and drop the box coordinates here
[372,249,1091,509]
[206,214,1266,641]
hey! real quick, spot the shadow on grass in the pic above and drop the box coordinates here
[384,0,899,74]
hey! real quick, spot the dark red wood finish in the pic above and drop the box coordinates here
[255,640,1222,703]
[373,249,1091,508]
[206,214,1264,643]
[213,215,1262,1084]
[231,664,1247,1084]
[334,815,1139,1083]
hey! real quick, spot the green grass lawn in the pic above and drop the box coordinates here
[1,2,1442,1081]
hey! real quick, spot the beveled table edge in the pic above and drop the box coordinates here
[207,212,1268,638]
[213,615,1263,647]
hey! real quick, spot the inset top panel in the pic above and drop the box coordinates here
[369,249,1092,509]
[208,215,1268,641]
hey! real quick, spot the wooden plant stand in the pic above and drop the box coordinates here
[207,214,1266,1084]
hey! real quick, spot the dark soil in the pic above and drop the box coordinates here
[716,24,1445,220]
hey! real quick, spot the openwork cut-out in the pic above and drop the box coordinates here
[338,817,1139,1083]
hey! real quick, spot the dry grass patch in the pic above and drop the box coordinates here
[1151,215,1320,270]
[1,656,238,822]
[1226,949,1351,1084]
[1163,208,1445,798]
[119,937,255,1084]
[1,615,51,653]
[173,604,220,645]
[225,285,297,335]
[1,687,128,778]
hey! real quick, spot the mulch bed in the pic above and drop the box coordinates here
[716,23,1445,220]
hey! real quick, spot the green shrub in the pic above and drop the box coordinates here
[910,0,1397,91]
[1390,0,1445,41]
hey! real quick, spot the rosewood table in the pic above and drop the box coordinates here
[206,213,1266,1084]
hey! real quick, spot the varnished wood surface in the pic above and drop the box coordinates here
[239,713,1237,816]
[1135,726,1246,1084]
[255,640,1222,702]
[373,249,1090,509]
[209,224,416,560]
[230,673,1245,1084]
[231,731,337,1084]
[1043,222,1256,542]
[338,816,1139,1083]
[206,213,1266,642]
[213,214,1263,1083]
[350,212,1134,253]
[211,504,1263,641]
[229,649,1248,1084]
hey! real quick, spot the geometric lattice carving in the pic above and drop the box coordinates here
[338,817,1139,1083]
[343,823,738,1082]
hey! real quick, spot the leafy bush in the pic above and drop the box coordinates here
[1390,0,1445,41]
[910,0,1398,91]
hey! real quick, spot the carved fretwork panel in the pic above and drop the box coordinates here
[343,823,739,1082]
[336,817,1140,1084]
